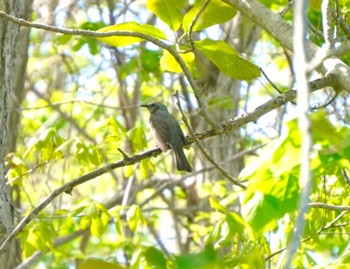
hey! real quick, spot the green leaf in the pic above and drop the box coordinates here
[97,22,166,47]
[207,220,224,245]
[239,119,301,181]
[55,34,72,45]
[183,0,237,32]
[127,205,145,232]
[123,165,134,178]
[128,123,148,151]
[24,128,64,161]
[240,173,300,233]
[60,137,102,166]
[228,240,266,268]
[91,204,110,236]
[311,110,345,146]
[86,144,102,165]
[130,249,144,269]
[194,38,260,80]
[78,201,111,236]
[226,212,249,238]
[146,0,185,31]
[160,50,195,73]
[238,120,302,233]
[175,245,221,269]
[141,48,162,71]
[91,214,109,236]
[72,36,100,55]
[114,211,123,236]
[209,197,227,213]
[5,155,27,186]
[140,159,155,178]
[20,219,57,257]
[144,246,167,269]
[208,95,234,110]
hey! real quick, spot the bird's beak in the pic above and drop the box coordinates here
[140,104,149,108]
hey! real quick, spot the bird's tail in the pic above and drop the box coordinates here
[173,145,192,172]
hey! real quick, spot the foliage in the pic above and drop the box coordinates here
[3,0,350,268]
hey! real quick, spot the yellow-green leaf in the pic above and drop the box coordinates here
[183,0,236,33]
[127,205,145,232]
[160,50,195,73]
[209,197,227,213]
[194,38,260,80]
[97,22,166,47]
[147,0,185,31]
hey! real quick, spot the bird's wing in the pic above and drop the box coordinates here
[149,112,172,151]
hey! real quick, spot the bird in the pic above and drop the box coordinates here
[141,102,192,172]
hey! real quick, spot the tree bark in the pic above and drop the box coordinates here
[0,0,32,267]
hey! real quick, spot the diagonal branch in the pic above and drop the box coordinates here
[174,93,246,189]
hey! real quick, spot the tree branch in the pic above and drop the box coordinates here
[309,202,350,211]
[174,93,246,189]
[322,0,334,51]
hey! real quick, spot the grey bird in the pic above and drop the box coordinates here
[141,102,192,172]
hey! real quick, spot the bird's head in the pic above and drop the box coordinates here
[141,102,168,113]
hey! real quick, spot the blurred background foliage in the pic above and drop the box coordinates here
[5,0,350,268]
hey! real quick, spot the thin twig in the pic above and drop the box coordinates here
[310,202,350,211]
[342,169,350,186]
[260,67,282,94]
[187,0,210,50]
[174,92,246,190]
[266,203,349,261]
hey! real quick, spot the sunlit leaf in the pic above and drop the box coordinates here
[127,205,145,232]
[130,249,143,269]
[24,128,64,161]
[20,219,56,257]
[194,38,260,80]
[114,211,123,236]
[160,50,195,73]
[91,204,110,236]
[209,197,227,213]
[239,119,302,233]
[226,212,248,238]
[147,0,185,31]
[140,161,150,181]
[128,123,148,151]
[240,172,300,233]
[183,0,236,32]
[97,22,166,47]
[123,165,134,178]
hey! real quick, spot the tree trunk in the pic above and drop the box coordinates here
[200,14,261,179]
[0,0,32,267]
